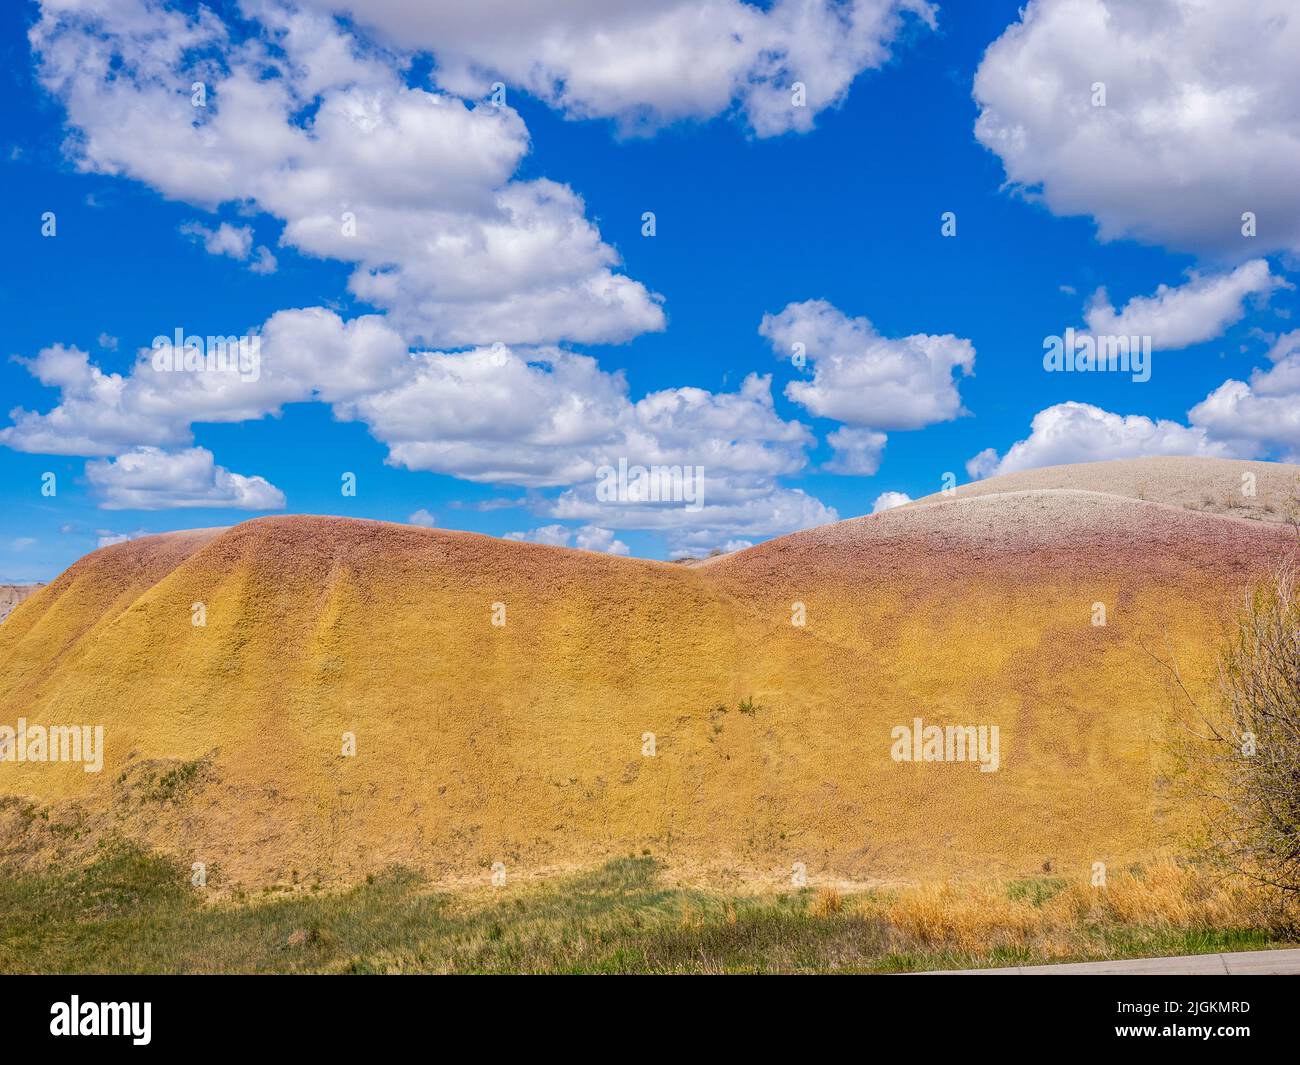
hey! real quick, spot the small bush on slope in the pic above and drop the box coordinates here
[1170,565,1300,928]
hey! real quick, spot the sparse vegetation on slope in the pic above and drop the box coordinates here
[0,844,1288,974]
[1167,566,1300,925]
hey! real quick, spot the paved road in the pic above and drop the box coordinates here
[923,947,1300,975]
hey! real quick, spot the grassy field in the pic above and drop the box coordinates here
[0,844,1291,974]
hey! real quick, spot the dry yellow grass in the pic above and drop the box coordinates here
[887,882,1047,954]
[882,860,1272,958]
[810,885,844,917]
[0,459,1295,892]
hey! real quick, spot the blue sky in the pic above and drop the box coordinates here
[2,0,1298,580]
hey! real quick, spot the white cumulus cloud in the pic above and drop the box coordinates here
[1083,260,1288,350]
[1188,356,1300,459]
[3,311,832,544]
[760,299,975,430]
[86,446,286,510]
[967,401,1240,479]
[31,0,662,346]
[300,0,936,137]
[824,426,887,475]
[96,528,149,548]
[180,220,278,274]
[974,0,1300,257]
[871,490,912,513]
[504,524,631,555]
[181,221,252,260]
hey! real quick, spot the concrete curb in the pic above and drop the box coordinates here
[919,947,1300,975]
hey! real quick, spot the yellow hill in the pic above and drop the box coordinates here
[0,459,1295,891]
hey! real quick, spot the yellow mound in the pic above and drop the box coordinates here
[0,459,1295,890]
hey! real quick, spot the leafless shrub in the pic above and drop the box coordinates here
[1166,565,1300,924]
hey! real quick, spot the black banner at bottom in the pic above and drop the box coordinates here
[2,973,1295,1052]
